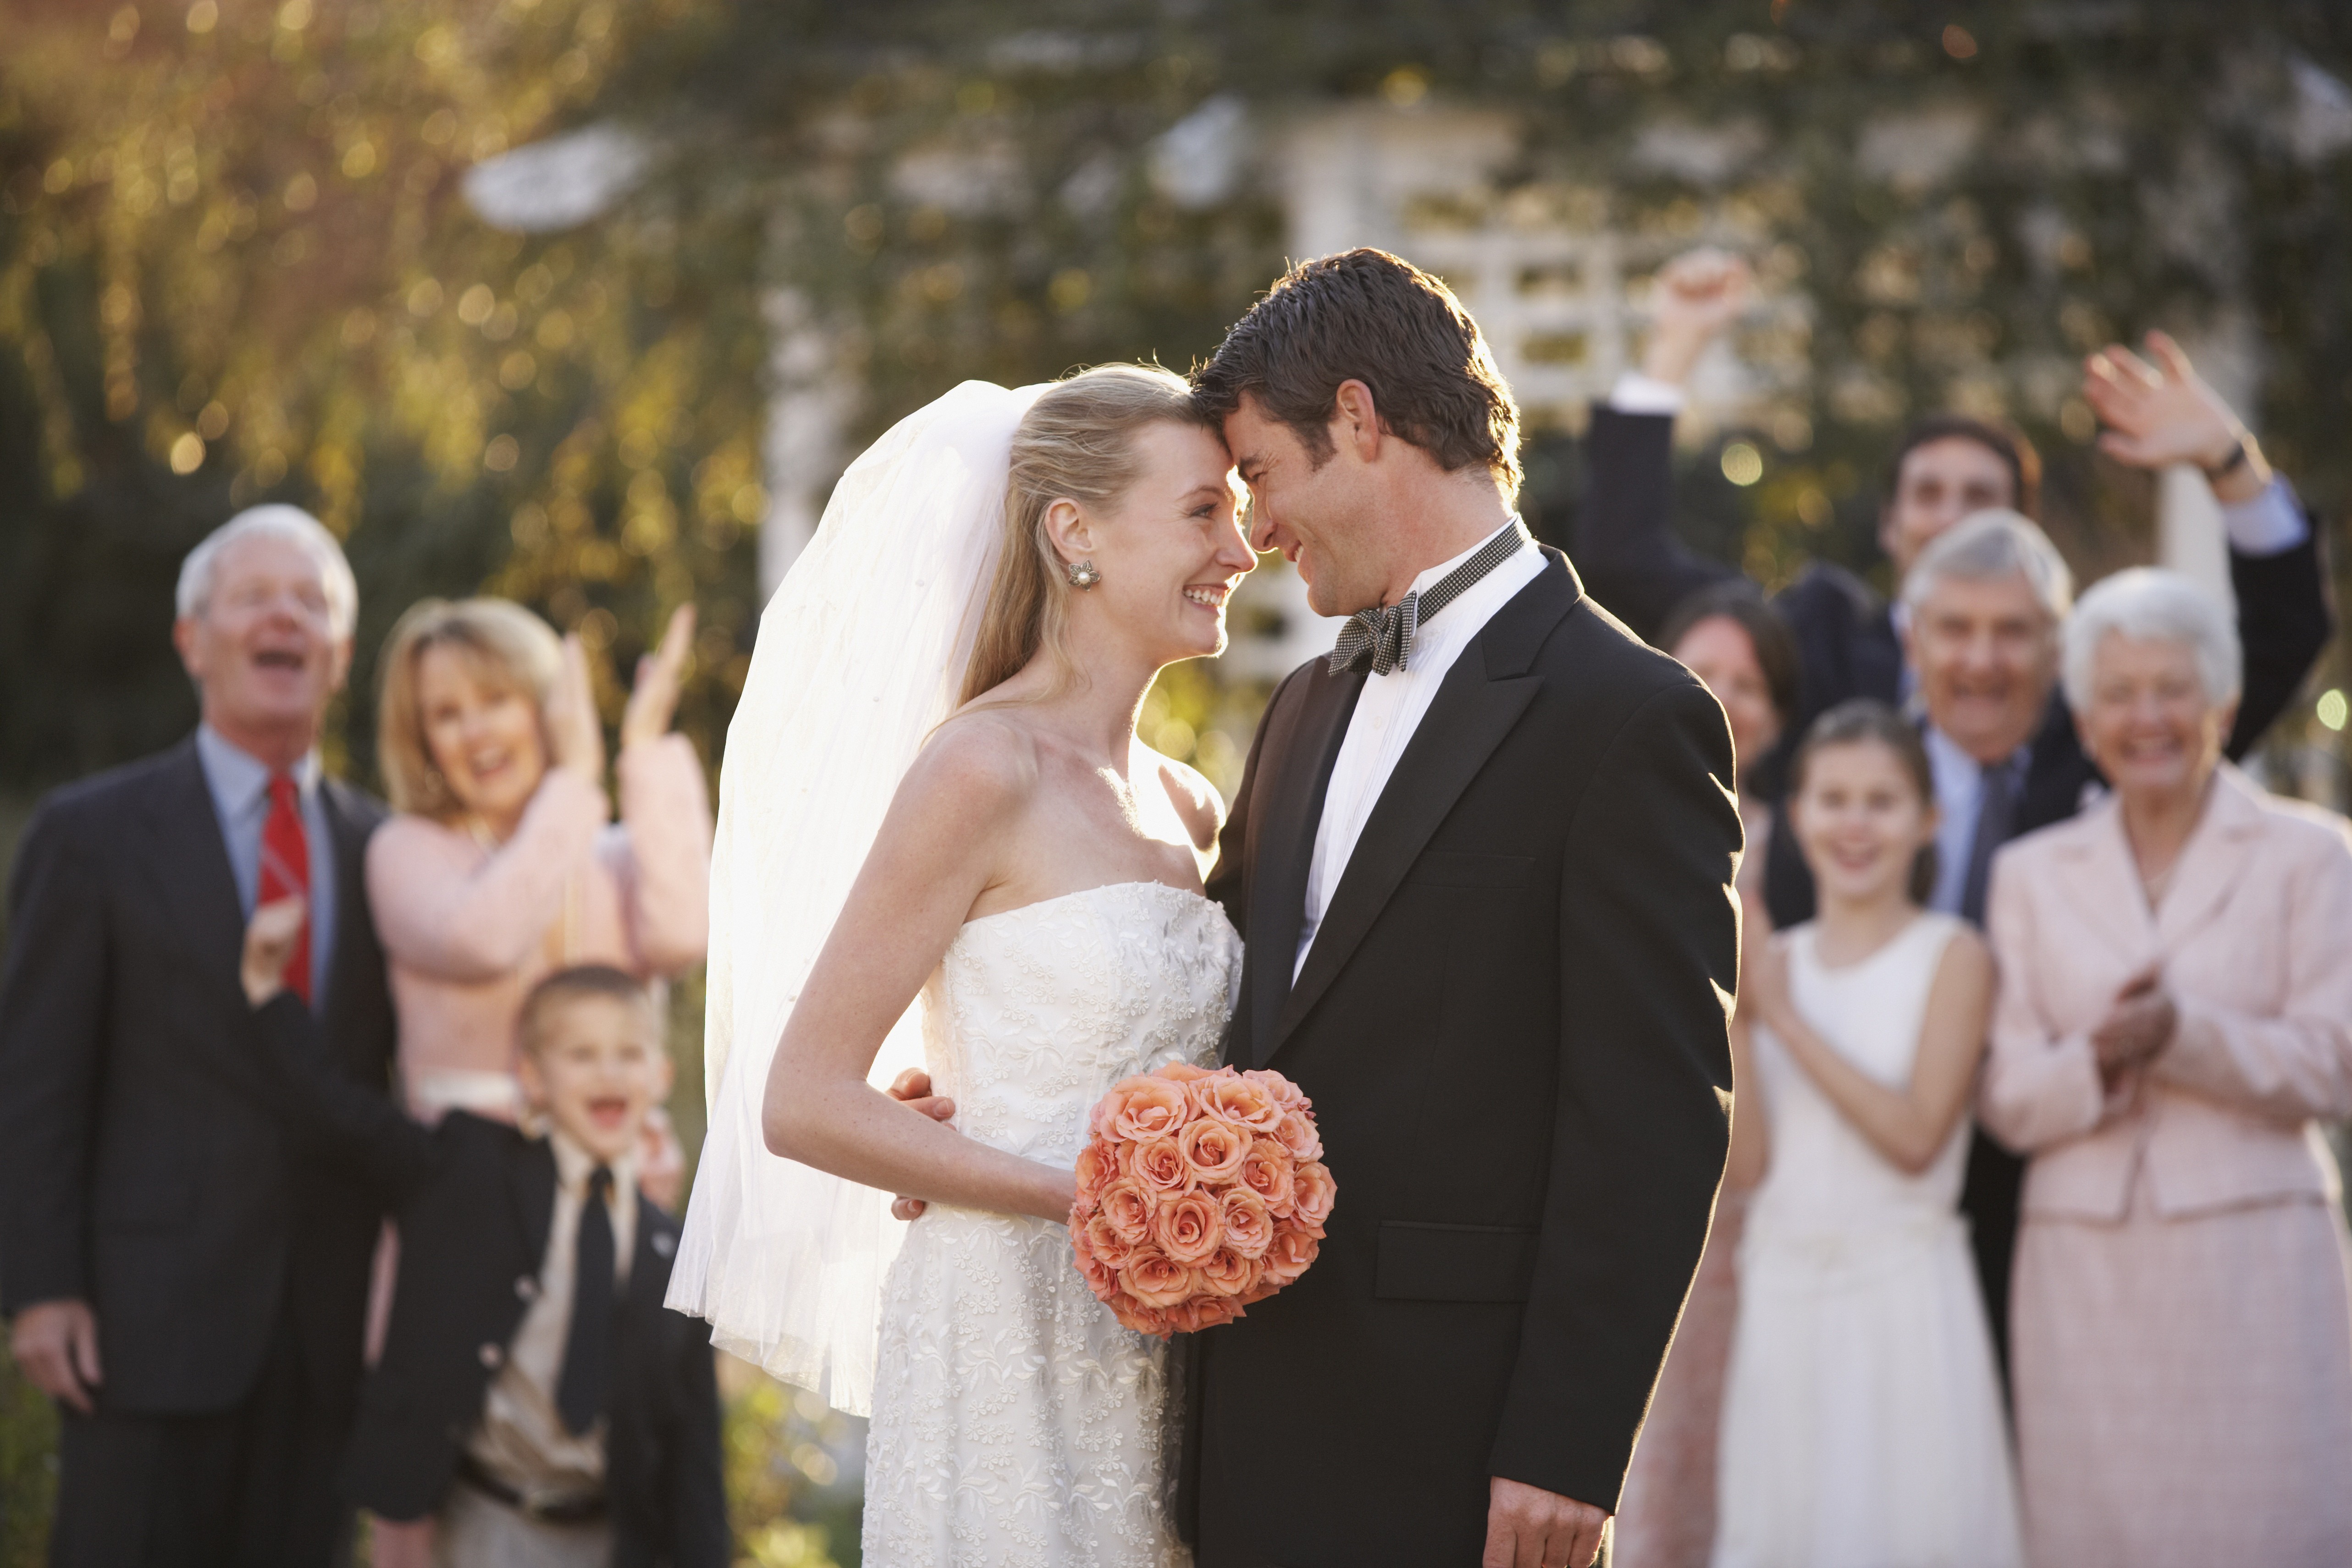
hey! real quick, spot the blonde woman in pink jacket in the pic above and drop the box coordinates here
[1983,568,2352,1568]
[369,598,710,1168]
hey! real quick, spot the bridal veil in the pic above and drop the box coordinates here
[667,379,1043,1415]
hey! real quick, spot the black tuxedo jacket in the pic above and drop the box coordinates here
[1184,551,1743,1566]
[1575,403,2334,780]
[0,736,396,1415]
[246,999,729,1567]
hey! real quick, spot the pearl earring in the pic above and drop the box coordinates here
[1066,559,1101,591]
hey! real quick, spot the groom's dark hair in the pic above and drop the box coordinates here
[1191,248,1522,497]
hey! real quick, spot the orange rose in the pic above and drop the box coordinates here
[1198,1244,1261,1298]
[1126,1135,1197,1199]
[1120,1247,1201,1309]
[1152,1188,1225,1265]
[1261,1226,1320,1286]
[1177,1117,1248,1184]
[1236,1273,1283,1307]
[1106,1289,1172,1337]
[1153,1061,1216,1084]
[1219,1188,1274,1259]
[1192,1071,1285,1132]
[1244,1067,1310,1112]
[1238,1138,1295,1216]
[1082,1209,1139,1270]
[1164,1295,1244,1333]
[1274,1109,1323,1162]
[1093,1075,1193,1142]
[1073,1141,1118,1200]
[1097,1177,1155,1244]
[1075,1239,1121,1299]
[1290,1159,1336,1232]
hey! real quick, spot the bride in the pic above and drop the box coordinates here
[669,365,1257,1566]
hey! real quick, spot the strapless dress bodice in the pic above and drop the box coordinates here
[921,879,1245,1164]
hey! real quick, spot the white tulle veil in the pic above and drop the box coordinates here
[667,379,1045,1415]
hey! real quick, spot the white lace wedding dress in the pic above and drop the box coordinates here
[861,879,1243,1568]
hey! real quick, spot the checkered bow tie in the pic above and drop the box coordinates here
[1327,519,1530,677]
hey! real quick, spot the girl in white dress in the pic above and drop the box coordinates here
[1712,701,2025,1568]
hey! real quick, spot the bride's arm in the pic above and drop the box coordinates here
[760,720,1077,1224]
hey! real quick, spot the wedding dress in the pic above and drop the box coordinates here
[862,880,1240,1567]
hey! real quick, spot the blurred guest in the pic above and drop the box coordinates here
[369,597,709,1182]
[1715,701,2023,1568]
[1575,249,2331,807]
[1661,582,1800,907]
[1982,568,2352,1568]
[0,506,398,1566]
[234,921,730,1567]
[1611,583,1796,1568]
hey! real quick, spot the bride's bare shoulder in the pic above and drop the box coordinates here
[1144,747,1225,851]
[900,707,1044,816]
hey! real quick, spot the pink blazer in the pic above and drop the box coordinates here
[366,735,712,1106]
[1981,763,2352,1222]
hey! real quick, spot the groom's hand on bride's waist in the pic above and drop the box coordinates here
[885,1068,957,1220]
[1485,1477,1608,1568]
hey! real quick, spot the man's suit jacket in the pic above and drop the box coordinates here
[239,1015,729,1568]
[1574,403,2335,799]
[0,736,396,1414]
[1184,551,1743,1566]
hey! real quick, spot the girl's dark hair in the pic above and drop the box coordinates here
[1788,699,1939,905]
[1657,581,1801,724]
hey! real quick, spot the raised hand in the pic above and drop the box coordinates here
[546,632,607,782]
[884,1067,958,1221]
[241,894,309,1008]
[620,603,698,753]
[1640,248,1753,389]
[2082,331,2271,502]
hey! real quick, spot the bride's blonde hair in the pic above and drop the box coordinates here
[958,363,1216,704]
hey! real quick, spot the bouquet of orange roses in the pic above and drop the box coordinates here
[1068,1061,1336,1336]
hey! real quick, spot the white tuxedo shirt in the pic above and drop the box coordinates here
[1296,519,1544,981]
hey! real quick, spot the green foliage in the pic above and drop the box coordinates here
[721,1365,864,1568]
[0,1343,57,1568]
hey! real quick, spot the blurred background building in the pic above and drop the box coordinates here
[5,4,2352,1562]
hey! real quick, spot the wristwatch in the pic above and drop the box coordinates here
[2201,438,2250,482]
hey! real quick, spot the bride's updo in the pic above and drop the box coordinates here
[959,363,1217,703]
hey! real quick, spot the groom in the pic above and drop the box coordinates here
[1183,250,1742,1568]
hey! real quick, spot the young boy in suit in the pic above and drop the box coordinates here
[242,901,729,1566]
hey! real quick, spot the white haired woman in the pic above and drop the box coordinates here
[1981,566,2352,1567]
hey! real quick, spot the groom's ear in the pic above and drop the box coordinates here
[1330,379,1387,465]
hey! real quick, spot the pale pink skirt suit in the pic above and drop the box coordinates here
[1982,764,2352,1568]
[367,735,712,1117]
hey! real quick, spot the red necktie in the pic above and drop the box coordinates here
[259,773,312,1004]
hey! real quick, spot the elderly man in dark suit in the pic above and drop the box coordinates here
[0,506,398,1566]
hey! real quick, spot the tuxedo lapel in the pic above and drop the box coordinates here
[1260,553,1580,1066]
[1241,668,1363,1060]
[137,738,246,999]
